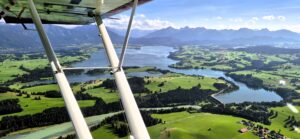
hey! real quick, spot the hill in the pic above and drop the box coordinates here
[235,45,300,54]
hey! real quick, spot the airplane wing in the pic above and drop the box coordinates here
[0,0,151,24]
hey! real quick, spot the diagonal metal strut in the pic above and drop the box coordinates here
[118,0,139,70]
[94,15,150,139]
[27,0,93,139]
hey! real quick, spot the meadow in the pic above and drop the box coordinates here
[268,106,300,139]
[169,46,289,71]
[0,55,86,83]
[92,111,258,139]
[83,73,229,103]
[0,92,95,119]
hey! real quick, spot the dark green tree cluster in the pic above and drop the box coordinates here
[284,116,300,130]
[201,103,273,125]
[136,87,214,107]
[101,77,150,93]
[0,99,22,115]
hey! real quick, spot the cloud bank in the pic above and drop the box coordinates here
[103,14,176,30]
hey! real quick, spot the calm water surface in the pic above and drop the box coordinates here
[3,46,283,139]
[69,46,282,103]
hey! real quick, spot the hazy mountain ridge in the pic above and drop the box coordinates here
[1,24,300,52]
[109,28,157,38]
[143,27,300,46]
[0,24,123,51]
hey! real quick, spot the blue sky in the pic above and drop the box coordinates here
[110,0,300,32]
[1,0,299,32]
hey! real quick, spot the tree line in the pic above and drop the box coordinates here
[201,103,274,125]
[58,107,191,139]
[0,99,22,115]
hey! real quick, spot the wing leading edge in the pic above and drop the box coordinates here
[0,0,151,24]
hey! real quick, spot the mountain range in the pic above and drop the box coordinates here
[1,24,300,52]
[143,27,300,47]
[0,24,123,52]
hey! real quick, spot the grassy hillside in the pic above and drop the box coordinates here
[83,73,228,103]
[169,46,291,71]
[268,106,300,139]
[145,73,227,92]
[0,55,86,83]
[0,92,95,119]
[229,65,300,93]
[92,112,258,139]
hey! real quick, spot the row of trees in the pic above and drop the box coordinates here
[284,116,300,130]
[0,87,202,137]
[0,99,22,115]
[136,86,214,107]
[99,111,162,137]
[226,73,264,89]
[101,77,150,94]
[0,86,12,93]
[58,108,190,139]
[201,103,274,125]
[0,97,110,135]
[8,66,53,83]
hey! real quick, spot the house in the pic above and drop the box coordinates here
[279,80,286,85]
[239,128,248,133]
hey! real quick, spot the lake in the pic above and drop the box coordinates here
[68,45,283,104]
[3,46,283,139]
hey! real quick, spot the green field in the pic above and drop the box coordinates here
[170,46,300,96]
[83,73,228,103]
[170,46,289,71]
[0,59,47,82]
[92,112,258,139]
[0,92,95,119]
[229,64,300,91]
[0,55,86,83]
[92,125,121,139]
[1,67,229,121]
[84,87,119,103]
[268,106,300,139]
[145,73,227,93]
[22,84,60,93]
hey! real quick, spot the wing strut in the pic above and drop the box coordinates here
[118,0,139,70]
[27,0,93,139]
[94,16,150,139]
[94,7,150,139]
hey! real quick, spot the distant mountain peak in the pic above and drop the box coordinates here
[143,26,300,46]
[165,26,176,30]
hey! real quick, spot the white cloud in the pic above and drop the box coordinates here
[251,17,259,21]
[262,15,286,21]
[262,15,275,20]
[54,24,82,29]
[138,14,146,18]
[104,14,176,30]
[282,24,300,33]
[229,18,243,22]
[215,16,223,20]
